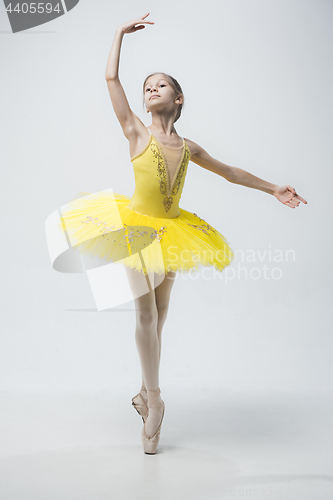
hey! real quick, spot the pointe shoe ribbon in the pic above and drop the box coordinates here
[132,391,148,423]
[141,387,165,455]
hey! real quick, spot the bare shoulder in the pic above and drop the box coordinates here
[183,136,233,180]
[183,137,208,162]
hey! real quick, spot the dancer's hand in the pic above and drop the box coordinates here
[273,185,307,208]
[117,13,154,35]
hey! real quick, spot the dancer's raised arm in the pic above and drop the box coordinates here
[105,14,154,139]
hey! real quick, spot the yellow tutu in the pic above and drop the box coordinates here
[57,189,234,276]
[50,131,234,276]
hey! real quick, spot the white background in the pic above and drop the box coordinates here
[1,0,331,394]
[0,1,332,497]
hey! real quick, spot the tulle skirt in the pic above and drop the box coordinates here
[57,189,234,276]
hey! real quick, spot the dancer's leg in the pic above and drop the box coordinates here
[140,270,176,390]
[139,271,177,437]
[155,270,177,362]
[145,271,176,437]
[125,267,159,389]
[125,267,162,436]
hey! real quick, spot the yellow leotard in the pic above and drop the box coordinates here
[56,131,234,275]
[128,132,190,218]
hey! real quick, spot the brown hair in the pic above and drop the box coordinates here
[142,72,184,123]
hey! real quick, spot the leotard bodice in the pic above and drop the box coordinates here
[127,131,192,218]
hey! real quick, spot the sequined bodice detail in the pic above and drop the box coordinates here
[127,133,191,218]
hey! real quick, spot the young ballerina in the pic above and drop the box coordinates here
[57,13,307,455]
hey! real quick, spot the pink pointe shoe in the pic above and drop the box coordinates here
[132,384,148,423]
[141,387,165,455]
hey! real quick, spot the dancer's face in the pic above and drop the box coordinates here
[144,74,180,112]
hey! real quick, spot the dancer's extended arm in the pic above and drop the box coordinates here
[186,139,307,209]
